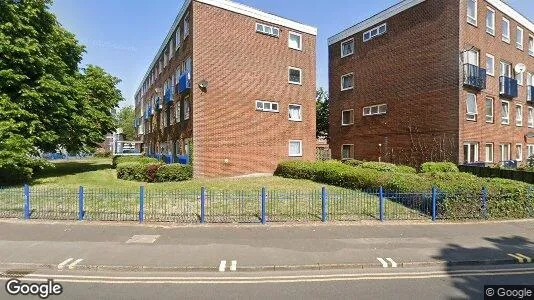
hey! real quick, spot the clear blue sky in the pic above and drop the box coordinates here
[51,0,534,107]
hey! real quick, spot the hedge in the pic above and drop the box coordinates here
[421,162,459,173]
[117,162,147,182]
[155,164,193,182]
[112,156,159,169]
[116,162,192,183]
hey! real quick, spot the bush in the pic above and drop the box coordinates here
[145,163,163,183]
[155,164,193,182]
[421,162,459,173]
[112,156,159,169]
[116,162,147,182]
[343,160,365,167]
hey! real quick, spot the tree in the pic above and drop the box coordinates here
[0,0,122,183]
[116,105,136,141]
[316,88,329,138]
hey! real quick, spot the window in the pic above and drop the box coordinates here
[466,93,477,121]
[464,49,479,66]
[486,54,494,76]
[485,97,494,123]
[516,104,523,127]
[528,145,534,160]
[183,12,190,37]
[256,23,280,37]
[529,73,534,101]
[529,36,534,56]
[467,0,477,25]
[363,23,387,42]
[341,109,354,125]
[342,145,354,160]
[340,38,355,58]
[516,27,524,50]
[288,104,302,121]
[288,67,302,85]
[169,39,174,58]
[485,143,494,163]
[363,104,387,116]
[175,102,181,123]
[288,32,302,51]
[516,144,523,161]
[517,69,524,86]
[289,140,302,157]
[501,143,511,162]
[500,61,511,77]
[256,100,279,113]
[486,8,495,35]
[501,101,510,124]
[175,26,181,50]
[529,107,534,128]
[502,18,510,43]
[463,142,479,163]
[341,73,354,91]
[184,96,190,120]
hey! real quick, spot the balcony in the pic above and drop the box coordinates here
[178,72,191,94]
[155,97,162,111]
[499,76,518,99]
[164,87,173,104]
[462,64,486,90]
[528,86,534,103]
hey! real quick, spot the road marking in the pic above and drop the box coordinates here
[58,258,74,270]
[230,260,237,272]
[515,253,533,263]
[386,258,398,268]
[219,260,226,272]
[509,254,526,263]
[68,259,84,270]
[126,235,160,244]
[377,258,388,268]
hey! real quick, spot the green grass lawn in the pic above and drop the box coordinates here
[0,158,428,222]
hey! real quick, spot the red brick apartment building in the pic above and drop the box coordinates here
[328,0,534,166]
[133,0,317,177]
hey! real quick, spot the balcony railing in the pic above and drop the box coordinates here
[463,64,486,90]
[500,76,518,99]
[528,86,534,103]
[178,72,191,94]
[164,87,173,104]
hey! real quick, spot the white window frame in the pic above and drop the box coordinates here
[485,143,494,163]
[467,0,477,26]
[517,27,524,50]
[486,54,494,76]
[500,61,512,77]
[501,100,510,125]
[516,104,523,127]
[486,7,495,35]
[529,35,534,56]
[288,104,302,121]
[184,96,190,120]
[363,23,387,42]
[517,68,524,86]
[466,93,477,121]
[175,26,181,50]
[502,18,510,43]
[288,140,303,157]
[256,23,280,38]
[528,107,534,128]
[363,104,387,116]
[175,101,181,123]
[341,109,355,126]
[463,142,479,163]
[256,100,280,113]
[288,31,302,51]
[340,38,355,58]
[341,144,354,160]
[183,12,190,38]
[485,97,494,123]
[288,67,302,85]
[528,144,534,160]
[341,73,354,91]
[516,144,523,161]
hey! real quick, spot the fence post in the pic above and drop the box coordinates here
[139,186,145,223]
[379,187,385,222]
[261,187,266,225]
[23,183,30,220]
[481,187,487,219]
[321,187,327,223]
[200,187,206,224]
[78,186,84,221]
[431,186,437,222]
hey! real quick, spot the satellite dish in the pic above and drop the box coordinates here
[515,63,526,74]
[198,80,209,90]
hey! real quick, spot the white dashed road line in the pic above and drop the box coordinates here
[58,258,74,270]
[68,259,84,270]
[386,258,398,268]
[230,260,237,272]
[219,260,227,272]
[377,258,388,268]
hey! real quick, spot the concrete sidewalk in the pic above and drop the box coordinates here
[0,220,533,272]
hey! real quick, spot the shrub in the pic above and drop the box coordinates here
[112,156,159,169]
[421,162,459,173]
[116,162,146,182]
[155,164,193,182]
[359,162,417,174]
[343,160,365,167]
[145,163,163,183]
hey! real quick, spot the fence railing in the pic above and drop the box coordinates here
[0,185,532,223]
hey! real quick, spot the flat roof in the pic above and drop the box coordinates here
[135,0,317,98]
[328,0,534,45]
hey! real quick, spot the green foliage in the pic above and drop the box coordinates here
[145,163,163,183]
[155,164,193,182]
[0,0,122,184]
[94,151,112,158]
[116,162,146,182]
[343,160,365,167]
[116,105,135,141]
[421,162,459,173]
[316,88,329,138]
[112,156,158,169]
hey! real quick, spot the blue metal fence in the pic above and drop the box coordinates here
[0,185,533,223]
